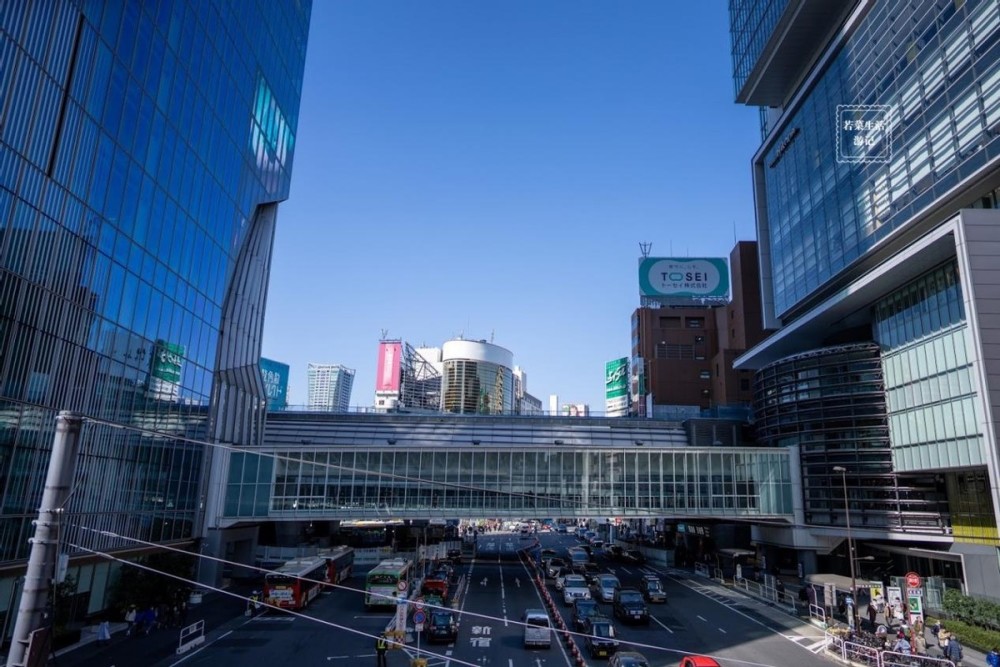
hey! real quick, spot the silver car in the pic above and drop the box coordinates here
[562,574,592,606]
[594,574,621,602]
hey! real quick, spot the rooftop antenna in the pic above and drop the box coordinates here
[639,242,652,258]
[380,328,389,341]
[733,220,738,244]
[490,329,495,343]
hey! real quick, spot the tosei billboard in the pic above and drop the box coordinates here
[376,341,403,393]
[639,257,729,302]
[260,357,290,410]
[605,357,629,417]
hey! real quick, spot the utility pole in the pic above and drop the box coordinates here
[7,411,84,667]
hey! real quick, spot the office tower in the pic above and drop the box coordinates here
[0,0,311,624]
[307,363,355,412]
[731,0,1000,594]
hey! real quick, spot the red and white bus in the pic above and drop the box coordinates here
[319,545,355,585]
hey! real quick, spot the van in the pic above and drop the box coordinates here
[523,608,552,648]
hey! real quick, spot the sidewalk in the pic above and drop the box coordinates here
[698,568,990,667]
[50,583,257,667]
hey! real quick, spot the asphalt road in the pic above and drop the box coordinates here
[144,531,839,667]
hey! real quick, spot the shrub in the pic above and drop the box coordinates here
[926,616,1000,653]
[942,589,1000,631]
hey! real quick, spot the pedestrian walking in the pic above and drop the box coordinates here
[985,646,999,667]
[97,619,111,646]
[945,634,964,666]
[894,632,912,655]
[124,605,137,636]
[868,603,877,629]
[912,629,927,656]
[375,632,389,667]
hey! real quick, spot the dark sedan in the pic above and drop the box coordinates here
[426,610,458,643]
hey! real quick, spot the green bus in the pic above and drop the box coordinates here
[364,558,412,609]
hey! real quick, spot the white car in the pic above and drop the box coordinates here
[563,575,591,606]
[593,574,621,603]
[554,568,571,591]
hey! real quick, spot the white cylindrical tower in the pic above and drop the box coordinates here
[441,339,514,415]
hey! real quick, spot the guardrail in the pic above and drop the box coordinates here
[176,620,205,655]
[809,603,827,626]
[823,632,957,667]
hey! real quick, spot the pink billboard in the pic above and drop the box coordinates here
[376,342,402,392]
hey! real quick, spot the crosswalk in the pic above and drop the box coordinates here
[785,634,831,654]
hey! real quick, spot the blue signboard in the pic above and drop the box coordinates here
[260,357,290,410]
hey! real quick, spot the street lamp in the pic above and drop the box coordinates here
[832,466,857,625]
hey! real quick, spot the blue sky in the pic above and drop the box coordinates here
[261,1,761,412]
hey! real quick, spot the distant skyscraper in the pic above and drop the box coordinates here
[308,363,355,411]
[0,0,311,614]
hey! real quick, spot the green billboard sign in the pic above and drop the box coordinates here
[605,357,629,417]
[260,357,290,410]
[151,340,185,384]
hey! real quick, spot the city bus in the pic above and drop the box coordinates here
[263,556,331,610]
[319,545,356,585]
[364,558,412,610]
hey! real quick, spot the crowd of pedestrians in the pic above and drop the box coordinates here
[122,597,191,637]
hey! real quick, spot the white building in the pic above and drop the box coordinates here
[307,363,355,411]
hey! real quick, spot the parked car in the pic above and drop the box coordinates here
[523,609,552,649]
[610,652,651,667]
[562,574,592,606]
[593,574,621,603]
[607,545,626,561]
[557,524,568,534]
[639,575,666,603]
[426,610,458,643]
[583,616,619,658]
[612,588,650,624]
[624,549,646,565]
[573,598,600,631]
[447,548,462,565]
[678,657,721,667]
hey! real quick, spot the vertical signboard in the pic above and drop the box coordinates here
[376,342,403,392]
[259,357,290,410]
[149,340,185,400]
[605,357,629,417]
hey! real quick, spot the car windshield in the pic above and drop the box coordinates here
[599,576,619,587]
[619,591,643,603]
[622,658,649,667]
[645,580,661,590]
[527,617,549,627]
[566,576,586,586]
[431,613,453,625]
[594,623,615,638]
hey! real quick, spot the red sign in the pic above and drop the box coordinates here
[376,342,403,392]
[905,572,922,589]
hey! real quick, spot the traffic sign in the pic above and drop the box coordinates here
[414,603,425,614]
[397,580,408,592]
[905,572,921,589]
[415,622,424,633]
[413,610,426,624]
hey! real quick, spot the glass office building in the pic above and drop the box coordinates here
[732,0,1000,595]
[0,0,311,628]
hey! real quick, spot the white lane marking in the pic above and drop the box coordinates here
[619,566,632,575]
[718,627,727,634]
[509,660,514,667]
[806,638,828,653]
[663,570,827,656]
[651,615,674,634]
[697,615,708,622]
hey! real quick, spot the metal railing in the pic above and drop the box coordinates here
[823,632,958,667]
[809,603,827,626]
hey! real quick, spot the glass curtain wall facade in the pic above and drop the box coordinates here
[0,0,311,626]
[760,0,1000,318]
[441,359,513,415]
[754,343,948,532]
[224,446,794,521]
